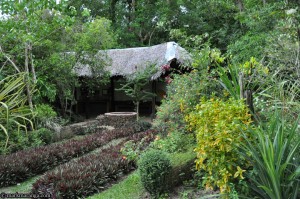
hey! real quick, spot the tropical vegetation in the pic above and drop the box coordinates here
[0,0,299,198]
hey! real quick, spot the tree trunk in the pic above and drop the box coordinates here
[29,43,37,83]
[25,43,33,110]
[109,0,118,25]
[244,90,254,120]
[295,27,300,80]
[151,81,156,119]
[239,72,244,99]
[235,0,244,12]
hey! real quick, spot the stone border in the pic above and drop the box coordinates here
[105,112,137,116]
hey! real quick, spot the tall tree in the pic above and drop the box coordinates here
[0,0,117,117]
[117,65,158,120]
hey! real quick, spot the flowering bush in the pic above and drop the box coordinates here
[185,97,252,193]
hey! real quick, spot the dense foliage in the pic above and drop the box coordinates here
[0,0,115,118]
[154,69,220,135]
[1,0,300,198]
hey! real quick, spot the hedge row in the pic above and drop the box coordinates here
[0,128,135,187]
[32,129,157,198]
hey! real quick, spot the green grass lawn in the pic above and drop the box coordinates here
[0,176,40,193]
[87,171,145,199]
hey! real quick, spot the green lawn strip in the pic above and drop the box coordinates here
[0,176,40,193]
[87,171,145,199]
[87,137,126,154]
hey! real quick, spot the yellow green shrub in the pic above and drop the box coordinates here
[185,97,252,193]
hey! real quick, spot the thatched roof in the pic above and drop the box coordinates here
[74,41,191,79]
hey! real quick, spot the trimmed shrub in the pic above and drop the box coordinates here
[97,114,135,128]
[138,149,171,198]
[0,128,135,187]
[60,120,101,138]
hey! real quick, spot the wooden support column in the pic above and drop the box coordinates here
[75,87,80,114]
[110,77,115,112]
[85,99,90,119]
[151,80,156,119]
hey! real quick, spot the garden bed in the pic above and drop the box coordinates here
[0,128,136,187]
[32,130,157,198]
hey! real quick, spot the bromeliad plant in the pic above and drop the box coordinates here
[240,111,300,199]
[0,73,33,150]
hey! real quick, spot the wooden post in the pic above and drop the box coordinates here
[75,87,80,114]
[110,77,115,112]
[85,97,90,119]
[151,80,156,119]
[235,0,244,12]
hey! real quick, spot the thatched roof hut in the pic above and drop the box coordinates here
[74,41,191,79]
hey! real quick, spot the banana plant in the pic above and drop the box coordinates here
[0,73,33,150]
